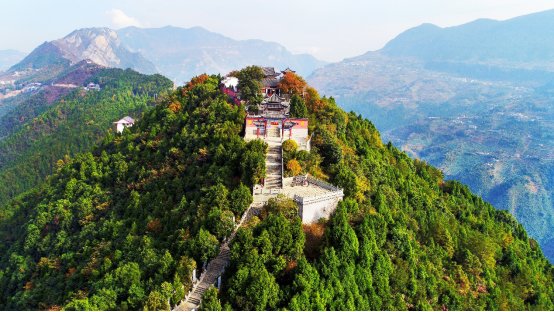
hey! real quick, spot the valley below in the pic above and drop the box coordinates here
[310,53,554,260]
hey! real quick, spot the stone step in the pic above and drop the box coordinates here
[174,155,274,310]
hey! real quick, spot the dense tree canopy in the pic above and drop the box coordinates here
[0,74,266,310]
[219,76,554,310]
[0,69,173,207]
[236,66,264,105]
[289,94,308,118]
[0,68,553,311]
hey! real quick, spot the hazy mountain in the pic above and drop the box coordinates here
[6,26,325,86]
[382,9,554,66]
[9,28,156,79]
[309,9,554,261]
[117,25,326,83]
[0,50,25,72]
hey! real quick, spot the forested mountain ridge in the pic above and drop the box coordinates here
[0,69,552,310]
[215,72,554,310]
[0,67,172,208]
[0,73,264,310]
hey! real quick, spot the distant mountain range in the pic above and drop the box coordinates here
[309,9,554,261]
[0,50,25,72]
[381,10,554,69]
[4,26,326,84]
[118,26,326,83]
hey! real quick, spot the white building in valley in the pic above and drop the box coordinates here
[114,116,135,133]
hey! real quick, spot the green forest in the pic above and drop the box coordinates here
[0,68,173,207]
[214,80,554,310]
[0,68,553,310]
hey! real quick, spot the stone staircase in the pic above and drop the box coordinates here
[264,143,282,189]
[174,201,264,311]
[176,245,231,310]
[174,140,283,311]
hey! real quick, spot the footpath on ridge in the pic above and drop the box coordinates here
[174,138,282,311]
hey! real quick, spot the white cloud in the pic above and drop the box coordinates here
[106,9,142,28]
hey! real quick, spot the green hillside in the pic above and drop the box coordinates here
[219,89,554,310]
[0,68,172,207]
[0,69,552,310]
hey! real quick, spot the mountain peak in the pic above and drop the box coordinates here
[8,26,325,84]
[53,27,121,65]
[381,9,554,62]
[8,27,156,79]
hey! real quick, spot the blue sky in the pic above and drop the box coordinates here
[2,0,554,62]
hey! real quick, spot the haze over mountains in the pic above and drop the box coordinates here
[309,9,554,260]
[5,26,325,84]
[0,50,25,72]
[381,10,554,70]
[118,26,325,83]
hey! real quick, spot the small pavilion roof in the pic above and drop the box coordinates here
[114,116,135,124]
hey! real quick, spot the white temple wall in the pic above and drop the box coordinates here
[299,195,342,223]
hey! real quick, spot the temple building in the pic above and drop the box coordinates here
[261,68,281,97]
[242,67,342,224]
[243,67,310,150]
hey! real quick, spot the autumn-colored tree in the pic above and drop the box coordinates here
[168,101,182,112]
[278,72,307,95]
[182,74,209,94]
[304,87,324,112]
[287,159,302,176]
[146,218,162,233]
[282,139,298,154]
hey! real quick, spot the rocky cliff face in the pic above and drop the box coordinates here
[53,28,120,66]
[8,28,156,78]
[51,28,156,74]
